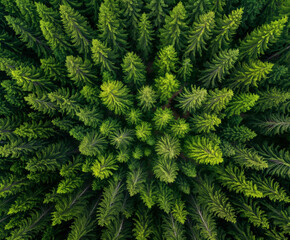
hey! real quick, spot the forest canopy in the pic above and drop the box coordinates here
[0,0,289,239]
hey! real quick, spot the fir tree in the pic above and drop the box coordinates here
[146,0,167,28]
[185,11,215,59]
[137,13,153,61]
[154,45,178,76]
[210,8,243,55]
[239,16,288,59]
[200,49,239,88]
[160,1,188,53]
[122,52,146,86]
[59,4,93,56]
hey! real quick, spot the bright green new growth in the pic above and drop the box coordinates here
[99,80,133,115]
[239,16,288,59]
[155,73,180,102]
[185,136,223,165]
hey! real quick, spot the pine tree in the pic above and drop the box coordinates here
[155,134,181,160]
[146,0,167,28]
[122,52,146,86]
[232,145,268,170]
[200,49,239,88]
[91,154,118,179]
[59,4,93,56]
[99,80,133,115]
[239,16,288,59]
[177,58,193,82]
[170,118,190,139]
[194,177,237,223]
[191,114,221,133]
[160,2,188,53]
[210,8,243,55]
[254,88,290,112]
[185,11,215,59]
[216,164,264,198]
[184,136,223,165]
[91,39,117,74]
[202,88,233,113]
[66,55,97,86]
[225,93,259,117]
[120,0,142,41]
[137,85,157,111]
[249,113,290,136]
[228,60,274,90]
[153,157,179,183]
[186,0,213,23]
[133,208,154,240]
[10,66,55,94]
[154,45,178,76]
[155,73,180,102]
[137,13,153,60]
[5,15,50,57]
[40,20,73,61]
[79,131,107,156]
[153,107,174,130]
[98,2,127,54]
[222,125,257,143]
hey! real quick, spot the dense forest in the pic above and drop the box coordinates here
[0,0,289,239]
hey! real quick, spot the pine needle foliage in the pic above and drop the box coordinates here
[0,1,289,239]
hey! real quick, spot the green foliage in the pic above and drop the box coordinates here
[66,55,97,86]
[155,73,180,102]
[225,93,259,116]
[240,16,288,59]
[137,86,157,111]
[154,45,178,76]
[91,154,118,180]
[217,164,264,198]
[99,80,133,115]
[177,85,207,113]
[79,131,108,156]
[0,1,289,239]
[185,11,215,59]
[184,136,223,165]
[200,49,239,88]
[191,114,221,133]
[137,13,153,60]
[228,60,274,90]
[210,8,243,54]
[160,2,188,53]
[222,125,257,143]
[122,52,146,86]
[60,4,93,56]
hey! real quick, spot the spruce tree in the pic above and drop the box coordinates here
[160,2,188,53]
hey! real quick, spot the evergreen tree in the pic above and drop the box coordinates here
[155,73,180,102]
[228,60,274,90]
[5,15,50,57]
[200,49,239,88]
[184,136,223,165]
[146,0,167,28]
[191,114,221,133]
[137,13,153,61]
[186,0,213,23]
[137,85,157,111]
[160,2,188,53]
[120,0,142,41]
[210,8,243,55]
[98,2,128,54]
[154,45,178,76]
[225,93,259,117]
[122,52,146,86]
[91,39,117,74]
[66,55,97,86]
[202,88,233,113]
[185,11,215,59]
[239,16,288,59]
[99,80,133,115]
[177,58,193,82]
[59,4,93,56]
